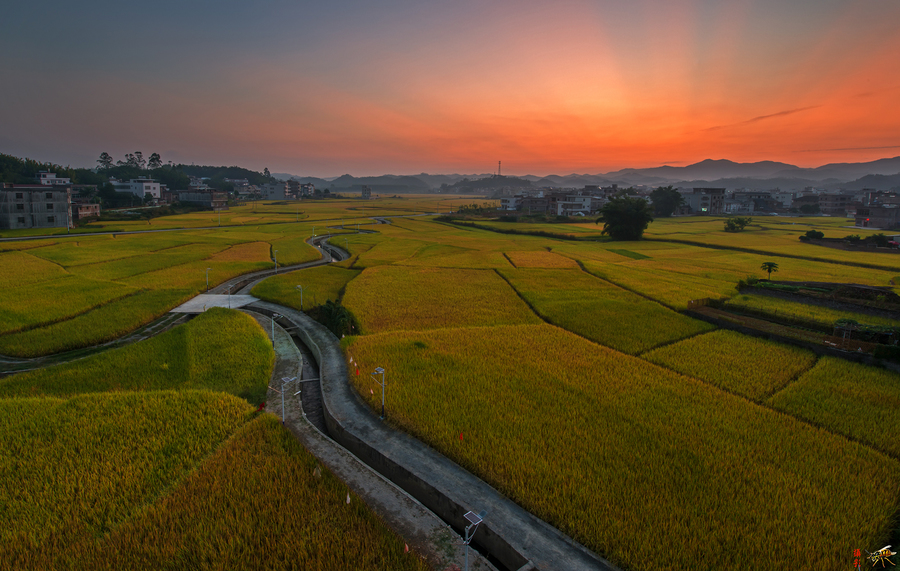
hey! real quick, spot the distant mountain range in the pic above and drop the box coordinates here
[273,156,900,193]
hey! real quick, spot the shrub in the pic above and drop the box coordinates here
[805,230,825,240]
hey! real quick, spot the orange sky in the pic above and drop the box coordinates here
[2,0,899,175]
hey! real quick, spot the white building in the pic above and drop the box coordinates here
[36,171,72,186]
[499,196,522,211]
[112,178,161,199]
[556,195,592,215]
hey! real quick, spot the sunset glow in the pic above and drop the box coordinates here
[2,0,899,175]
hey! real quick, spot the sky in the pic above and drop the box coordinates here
[2,0,899,177]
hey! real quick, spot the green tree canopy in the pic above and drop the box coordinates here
[649,185,684,217]
[724,217,752,232]
[97,152,114,170]
[595,196,654,240]
[760,261,778,279]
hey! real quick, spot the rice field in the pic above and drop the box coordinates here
[643,216,900,270]
[725,293,900,328]
[0,275,136,335]
[342,266,541,333]
[0,288,193,357]
[251,264,362,312]
[0,308,274,404]
[498,268,714,354]
[353,237,432,267]
[0,228,328,356]
[504,250,579,268]
[0,250,69,289]
[769,357,900,458]
[68,243,227,281]
[4,202,900,569]
[576,243,898,309]
[269,234,323,266]
[0,414,429,570]
[642,329,819,400]
[0,390,254,556]
[345,323,900,571]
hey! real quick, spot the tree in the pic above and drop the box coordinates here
[263,167,271,178]
[760,261,778,280]
[97,152,114,170]
[649,185,684,217]
[315,300,360,337]
[147,152,162,169]
[595,196,654,240]
[724,217,752,232]
[123,153,138,168]
[799,203,819,214]
[134,151,146,170]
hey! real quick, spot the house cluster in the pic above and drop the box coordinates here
[498,185,623,216]
[711,187,898,228]
[496,183,900,229]
[215,178,319,201]
[0,172,99,230]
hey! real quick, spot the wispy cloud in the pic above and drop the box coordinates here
[794,145,900,153]
[704,106,821,131]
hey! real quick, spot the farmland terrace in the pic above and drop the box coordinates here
[1,198,899,571]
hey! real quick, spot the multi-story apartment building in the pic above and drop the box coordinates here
[0,184,72,229]
[259,182,287,200]
[682,188,725,215]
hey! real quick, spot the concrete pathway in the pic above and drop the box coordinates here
[243,309,496,571]
[171,294,259,313]
[249,300,619,571]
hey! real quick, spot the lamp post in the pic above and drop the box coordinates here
[206,267,211,292]
[280,376,297,424]
[370,367,386,420]
[271,313,281,346]
[227,284,233,308]
[463,510,487,571]
[295,285,305,311]
[274,250,278,274]
[312,226,316,237]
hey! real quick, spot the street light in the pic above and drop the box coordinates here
[279,376,297,424]
[370,367,386,420]
[227,284,233,308]
[274,250,278,274]
[206,267,211,292]
[463,510,487,571]
[271,313,281,346]
[312,226,316,237]
[295,285,305,311]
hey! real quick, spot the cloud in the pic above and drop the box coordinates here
[794,145,900,153]
[704,105,821,131]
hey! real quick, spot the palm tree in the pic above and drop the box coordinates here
[760,261,778,280]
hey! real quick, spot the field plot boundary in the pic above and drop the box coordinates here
[248,300,617,571]
[645,237,900,273]
[686,306,900,374]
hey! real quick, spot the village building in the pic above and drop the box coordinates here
[0,184,72,229]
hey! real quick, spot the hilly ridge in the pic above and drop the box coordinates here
[263,156,900,193]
